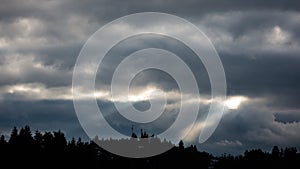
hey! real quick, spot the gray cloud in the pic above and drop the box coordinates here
[0,99,88,140]
[196,100,300,155]
[0,0,300,155]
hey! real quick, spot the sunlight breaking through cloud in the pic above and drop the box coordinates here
[225,96,248,110]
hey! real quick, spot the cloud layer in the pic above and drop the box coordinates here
[0,0,299,155]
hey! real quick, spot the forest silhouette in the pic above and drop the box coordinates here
[0,125,299,168]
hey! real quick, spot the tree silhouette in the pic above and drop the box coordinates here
[43,131,54,151]
[0,135,6,145]
[1,125,300,169]
[178,140,184,150]
[8,126,18,145]
[34,130,43,147]
[18,125,33,146]
[53,130,67,148]
[272,146,280,158]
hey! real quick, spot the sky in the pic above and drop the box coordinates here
[0,0,300,155]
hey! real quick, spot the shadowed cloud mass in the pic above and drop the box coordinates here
[0,0,300,155]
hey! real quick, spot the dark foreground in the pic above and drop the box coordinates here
[0,125,299,169]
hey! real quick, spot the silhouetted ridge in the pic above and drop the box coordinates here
[93,128,174,157]
[0,125,299,169]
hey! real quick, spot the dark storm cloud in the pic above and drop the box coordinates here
[0,100,88,140]
[222,52,300,106]
[197,101,300,155]
[33,43,82,70]
[95,34,210,93]
[47,0,300,20]
[0,0,300,154]
[0,55,72,87]
[199,11,300,41]
[275,112,300,123]
[1,0,298,92]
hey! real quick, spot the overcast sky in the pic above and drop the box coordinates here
[0,0,300,155]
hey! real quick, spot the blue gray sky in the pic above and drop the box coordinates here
[0,0,300,155]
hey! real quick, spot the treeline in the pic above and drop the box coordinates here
[214,147,299,169]
[0,125,299,169]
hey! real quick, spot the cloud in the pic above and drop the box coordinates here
[0,53,72,87]
[225,96,248,110]
[215,140,243,147]
[0,83,73,101]
[0,99,88,140]
[0,0,300,155]
[197,99,300,155]
[275,110,300,123]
